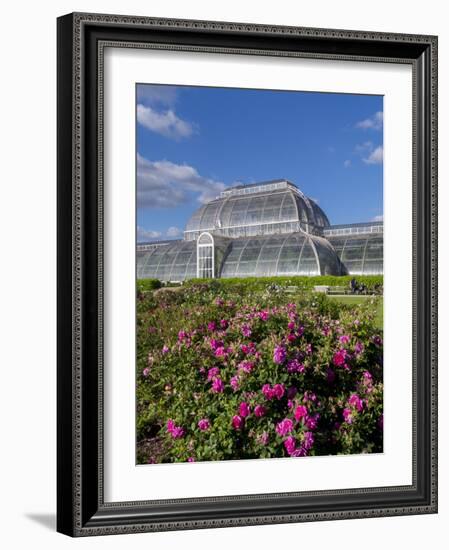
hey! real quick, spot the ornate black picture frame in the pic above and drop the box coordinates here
[57,12,438,537]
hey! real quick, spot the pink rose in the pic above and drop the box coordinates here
[239,402,251,418]
[258,310,269,321]
[343,408,353,424]
[230,375,240,391]
[273,345,287,365]
[348,393,364,412]
[287,359,305,373]
[262,384,275,400]
[273,383,285,400]
[171,426,185,439]
[305,413,320,431]
[333,349,347,367]
[210,339,221,351]
[166,419,175,433]
[254,404,267,417]
[294,405,308,421]
[276,418,294,436]
[198,418,211,431]
[211,377,225,393]
[214,346,227,358]
[238,360,254,374]
[207,367,220,380]
[232,415,244,430]
[284,436,297,456]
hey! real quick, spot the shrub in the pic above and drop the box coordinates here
[137,278,162,293]
[137,284,383,463]
[184,275,383,294]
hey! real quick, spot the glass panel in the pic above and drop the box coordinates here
[199,203,220,229]
[198,233,213,245]
[137,242,197,282]
[198,244,214,278]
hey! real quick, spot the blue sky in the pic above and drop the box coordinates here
[136,84,383,242]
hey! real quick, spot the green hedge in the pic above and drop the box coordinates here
[137,278,162,292]
[184,275,383,292]
[137,275,383,294]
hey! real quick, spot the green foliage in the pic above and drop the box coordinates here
[184,275,383,294]
[136,283,383,464]
[137,278,162,292]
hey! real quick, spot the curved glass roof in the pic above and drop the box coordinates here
[137,241,197,281]
[326,234,383,275]
[219,232,343,278]
[184,182,330,238]
[137,231,347,281]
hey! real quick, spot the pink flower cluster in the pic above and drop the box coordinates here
[239,402,251,417]
[207,367,220,381]
[143,291,383,463]
[198,418,211,431]
[166,419,185,439]
[286,358,305,373]
[273,345,287,365]
[283,431,314,457]
[275,418,294,436]
[348,393,364,412]
[257,310,270,321]
[240,342,257,355]
[238,360,255,374]
[231,402,252,430]
[262,383,285,400]
[232,415,244,430]
[342,393,364,424]
[211,377,225,393]
[332,348,348,367]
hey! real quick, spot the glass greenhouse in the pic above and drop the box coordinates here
[137,179,383,281]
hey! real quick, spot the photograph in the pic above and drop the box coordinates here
[135,84,384,465]
[54,9,437,537]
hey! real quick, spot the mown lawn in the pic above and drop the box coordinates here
[328,295,383,330]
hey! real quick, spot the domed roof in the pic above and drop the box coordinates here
[184,179,330,237]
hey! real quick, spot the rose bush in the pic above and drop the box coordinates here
[137,282,383,464]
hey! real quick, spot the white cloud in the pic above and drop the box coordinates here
[354,141,383,165]
[137,154,226,208]
[343,159,351,168]
[137,104,194,140]
[363,145,383,165]
[355,141,373,153]
[166,226,182,237]
[372,214,384,222]
[137,84,177,106]
[137,225,184,242]
[137,226,162,242]
[356,111,383,130]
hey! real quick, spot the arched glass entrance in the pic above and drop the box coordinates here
[197,232,214,278]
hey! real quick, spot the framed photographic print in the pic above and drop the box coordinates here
[57,12,438,536]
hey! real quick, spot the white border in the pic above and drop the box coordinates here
[103,47,413,502]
